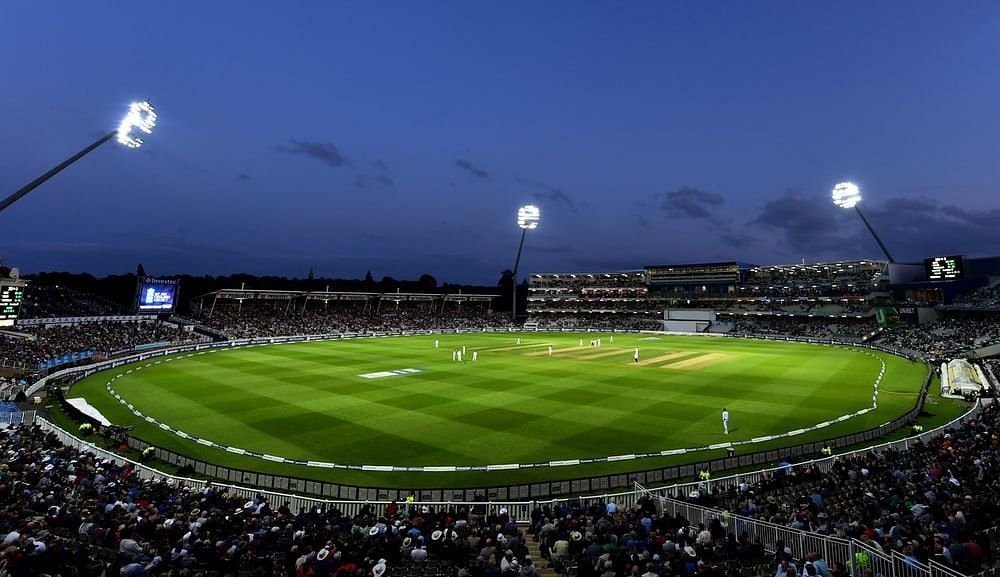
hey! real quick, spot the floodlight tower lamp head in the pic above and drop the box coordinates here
[832,181,861,209]
[116,100,157,148]
[517,204,540,230]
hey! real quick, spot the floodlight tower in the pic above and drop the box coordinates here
[0,101,157,214]
[511,204,540,323]
[832,182,895,263]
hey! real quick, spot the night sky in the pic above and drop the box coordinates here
[2,2,1000,284]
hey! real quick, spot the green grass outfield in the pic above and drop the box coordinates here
[68,332,929,488]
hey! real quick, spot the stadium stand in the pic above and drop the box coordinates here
[191,291,511,339]
[0,321,201,371]
[669,399,1000,577]
[3,397,998,577]
[1,273,998,577]
[728,316,875,340]
[872,312,1000,358]
[19,285,128,318]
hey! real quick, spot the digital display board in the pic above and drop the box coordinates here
[0,284,24,327]
[924,255,966,281]
[136,278,179,313]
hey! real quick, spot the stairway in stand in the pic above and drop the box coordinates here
[524,538,560,577]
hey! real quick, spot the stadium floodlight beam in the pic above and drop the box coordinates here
[511,205,541,323]
[0,100,157,214]
[832,181,895,263]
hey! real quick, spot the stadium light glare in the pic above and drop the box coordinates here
[832,182,861,209]
[832,180,895,262]
[116,100,157,148]
[1,99,157,214]
[511,205,541,322]
[517,204,540,229]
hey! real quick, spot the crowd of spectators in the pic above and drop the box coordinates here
[872,312,1000,358]
[744,261,885,288]
[18,287,127,319]
[1,420,560,577]
[687,399,1000,576]
[949,284,1000,311]
[0,322,200,370]
[194,303,515,340]
[726,317,874,340]
[529,314,661,332]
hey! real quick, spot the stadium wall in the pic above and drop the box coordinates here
[43,329,933,500]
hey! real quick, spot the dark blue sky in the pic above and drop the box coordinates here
[2,2,1000,284]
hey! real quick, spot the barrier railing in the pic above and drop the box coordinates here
[638,483,969,577]
[34,416,534,521]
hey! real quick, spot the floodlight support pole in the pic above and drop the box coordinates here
[0,130,118,214]
[511,228,527,323]
[854,205,895,263]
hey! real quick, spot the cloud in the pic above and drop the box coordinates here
[516,177,576,212]
[750,189,1000,260]
[375,174,394,186]
[278,139,347,167]
[864,197,1000,257]
[455,159,489,179]
[752,191,852,254]
[659,187,725,220]
[237,173,251,181]
[371,159,388,172]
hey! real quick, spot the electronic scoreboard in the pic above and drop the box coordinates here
[924,255,966,281]
[0,283,25,327]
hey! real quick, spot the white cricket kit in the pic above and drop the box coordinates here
[472,351,478,362]
[722,410,730,434]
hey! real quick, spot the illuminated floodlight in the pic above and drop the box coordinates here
[116,101,157,148]
[832,182,861,209]
[517,204,541,230]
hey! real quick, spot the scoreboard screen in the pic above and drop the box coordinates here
[135,277,180,314]
[924,255,966,280]
[137,282,177,312]
[0,284,24,327]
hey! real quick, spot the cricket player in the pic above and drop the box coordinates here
[452,350,457,361]
[472,351,478,362]
[610,335,615,344]
[634,347,639,363]
[516,337,521,345]
[548,345,553,356]
[722,408,730,434]
[435,339,439,348]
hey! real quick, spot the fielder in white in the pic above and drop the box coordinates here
[634,347,639,363]
[452,350,457,361]
[435,339,439,348]
[548,345,553,356]
[472,351,478,362]
[722,408,730,434]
